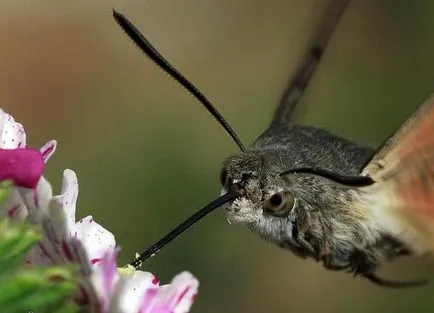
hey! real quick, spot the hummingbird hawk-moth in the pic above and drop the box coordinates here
[112,5,433,288]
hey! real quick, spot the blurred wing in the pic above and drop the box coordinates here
[361,95,434,254]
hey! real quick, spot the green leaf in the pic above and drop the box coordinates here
[0,265,79,313]
[0,180,11,207]
[0,218,79,312]
[0,218,41,280]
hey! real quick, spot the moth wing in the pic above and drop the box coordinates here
[361,94,434,254]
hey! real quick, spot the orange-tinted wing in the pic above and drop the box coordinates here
[361,94,434,254]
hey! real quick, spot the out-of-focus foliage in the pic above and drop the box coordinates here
[0,183,78,313]
[1,1,434,312]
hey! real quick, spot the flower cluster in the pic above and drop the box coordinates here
[0,108,199,313]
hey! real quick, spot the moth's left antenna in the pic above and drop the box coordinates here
[112,9,245,152]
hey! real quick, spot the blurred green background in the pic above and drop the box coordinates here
[2,0,434,312]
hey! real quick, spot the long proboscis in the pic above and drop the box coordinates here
[112,9,245,152]
[130,192,239,268]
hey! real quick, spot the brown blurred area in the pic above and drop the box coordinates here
[1,0,434,312]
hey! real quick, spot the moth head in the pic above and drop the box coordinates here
[219,151,297,229]
[218,150,374,243]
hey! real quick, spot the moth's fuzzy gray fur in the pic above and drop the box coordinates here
[221,123,409,276]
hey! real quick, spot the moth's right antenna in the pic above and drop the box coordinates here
[112,9,245,152]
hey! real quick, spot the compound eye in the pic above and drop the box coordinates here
[263,191,295,217]
[220,168,228,187]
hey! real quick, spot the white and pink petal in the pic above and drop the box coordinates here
[1,189,27,220]
[0,109,26,149]
[89,250,120,313]
[19,176,53,217]
[40,140,57,163]
[112,269,159,313]
[138,271,198,313]
[74,216,116,267]
[49,169,79,239]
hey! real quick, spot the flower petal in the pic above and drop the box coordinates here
[90,249,120,313]
[0,148,44,188]
[138,272,199,313]
[75,216,116,267]
[49,169,78,238]
[112,269,158,313]
[1,189,27,220]
[40,140,57,163]
[0,109,26,149]
[25,241,56,266]
[19,176,53,215]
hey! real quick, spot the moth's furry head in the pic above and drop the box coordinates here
[218,146,350,243]
[218,134,376,248]
[216,125,400,272]
[219,150,294,242]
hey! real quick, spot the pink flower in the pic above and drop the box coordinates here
[0,109,117,306]
[90,250,198,313]
[0,108,200,313]
[21,169,116,272]
[21,169,199,313]
[0,109,44,189]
